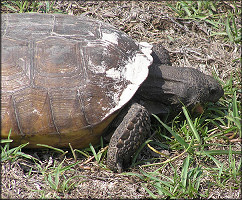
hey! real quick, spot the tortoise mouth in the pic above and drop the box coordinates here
[192,103,204,114]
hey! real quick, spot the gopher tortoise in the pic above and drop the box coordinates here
[1,13,224,172]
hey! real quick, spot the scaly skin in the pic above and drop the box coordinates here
[107,44,224,172]
[107,103,150,172]
[135,64,224,111]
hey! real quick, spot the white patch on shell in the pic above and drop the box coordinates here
[102,32,119,44]
[139,42,153,56]
[106,68,121,79]
[88,60,106,73]
[102,106,109,111]
[105,42,153,118]
[88,31,95,36]
[33,108,42,116]
[112,84,123,104]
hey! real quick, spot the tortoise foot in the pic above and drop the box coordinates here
[107,103,150,173]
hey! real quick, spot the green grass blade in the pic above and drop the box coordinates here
[132,139,152,166]
[182,107,201,143]
[73,149,89,158]
[225,17,234,42]
[200,150,241,155]
[2,2,18,12]
[36,144,67,154]
[1,139,13,143]
[218,163,224,183]
[153,114,189,149]
[69,143,77,162]
[141,183,157,199]
[181,155,190,188]
[192,167,203,190]
[232,91,238,118]
[153,181,174,196]
[59,161,81,173]
[122,172,145,179]
[140,170,174,189]
[89,143,100,163]
[203,151,222,168]
[55,166,60,190]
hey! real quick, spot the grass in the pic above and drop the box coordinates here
[1,0,241,199]
[167,1,241,44]
[1,130,35,162]
[1,70,240,199]
[1,0,65,14]
[125,71,241,198]
[43,159,84,194]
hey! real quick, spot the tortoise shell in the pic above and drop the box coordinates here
[1,13,153,148]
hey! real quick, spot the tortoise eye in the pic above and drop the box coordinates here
[209,88,217,95]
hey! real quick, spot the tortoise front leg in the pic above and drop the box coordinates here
[107,103,150,173]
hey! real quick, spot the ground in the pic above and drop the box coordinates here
[1,1,241,199]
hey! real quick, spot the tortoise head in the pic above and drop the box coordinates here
[135,64,224,113]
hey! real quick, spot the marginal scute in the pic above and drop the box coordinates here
[1,94,21,136]
[12,87,56,135]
